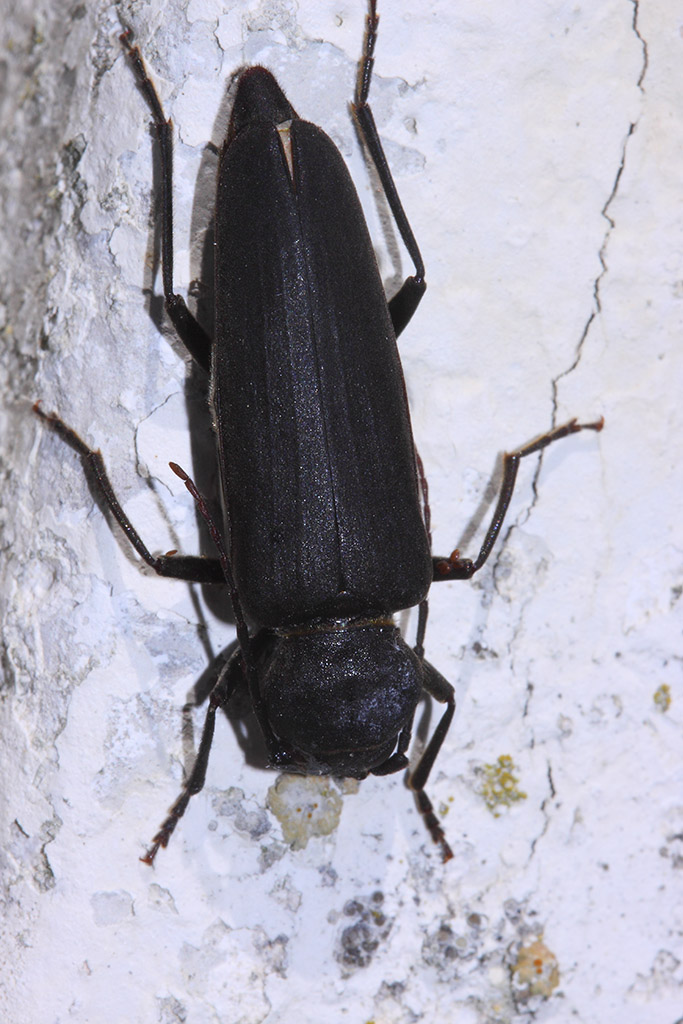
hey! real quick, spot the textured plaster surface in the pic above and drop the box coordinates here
[1,1,681,1022]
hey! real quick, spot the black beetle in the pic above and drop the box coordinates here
[36,1,602,864]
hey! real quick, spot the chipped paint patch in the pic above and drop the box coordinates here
[266,774,347,849]
[511,939,560,1000]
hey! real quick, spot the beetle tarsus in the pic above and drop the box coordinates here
[140,790,192,865]
[414,788,454,863]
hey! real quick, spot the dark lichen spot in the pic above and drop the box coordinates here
[335,892,392,974]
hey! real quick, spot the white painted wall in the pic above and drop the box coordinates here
[1,1,681,1021]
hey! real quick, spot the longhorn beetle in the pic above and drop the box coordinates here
[36,1,602,864]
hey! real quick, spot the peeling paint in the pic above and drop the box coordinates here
[510,939,560,1001]
[266,774,348,849]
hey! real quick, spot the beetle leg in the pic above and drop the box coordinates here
[34,404,224,584]
[433,417,605,582]
[352,0,427,338]
[121,31,213,373]
[141,652,243,864]
[408,661,456,862]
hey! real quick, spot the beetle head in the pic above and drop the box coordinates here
[261,623,422,777]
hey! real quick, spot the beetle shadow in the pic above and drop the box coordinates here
[182,639,271,773]
[179,67,246,615]
[350,104,406,310]
[139,119,227,621]
[137,67,274,771]
[456,450,509,558]
[411,691,433,754]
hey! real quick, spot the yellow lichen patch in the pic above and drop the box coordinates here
[477,754,527,816]
[653,683,671,712]
[438,794,455,818]
[266,774,343,849]
[512,939,560,1000]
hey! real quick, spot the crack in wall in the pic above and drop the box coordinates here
[528,761,556,862]
[488,3,649,743]
[491,5,648,556]
[548,0,647,428]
